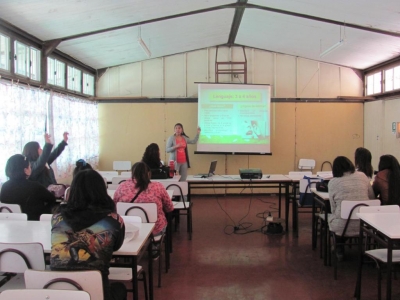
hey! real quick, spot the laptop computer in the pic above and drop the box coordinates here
[193,160,217,178]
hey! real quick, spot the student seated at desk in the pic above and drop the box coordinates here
[354,147,373,179]
[0,154,56,220]
[373,154,400,205]
[113,162,174,236]
[50,169,126,300]
[328,156,375,261]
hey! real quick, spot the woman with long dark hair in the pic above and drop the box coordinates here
[113,162,174,235]
[354,147,373,178]
[166,123,200,181]
[50,169,126,300]
[0,154,56,220]
[23,132,68,188]
[373,154,400,205]
[142,143,163,169]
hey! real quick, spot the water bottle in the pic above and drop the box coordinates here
[169,160,175,178]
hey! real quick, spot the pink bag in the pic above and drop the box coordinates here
[48,184,67,199]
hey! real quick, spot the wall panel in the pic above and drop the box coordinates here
[297,58,319,97]
[164,54,185,97]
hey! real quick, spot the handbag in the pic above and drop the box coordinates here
[47,184,67,199]
[316,180,330,193]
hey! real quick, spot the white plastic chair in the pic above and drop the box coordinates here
[97,171,118,183]
[298,159,316,171]
[111,176,130,185]
[39,214,53,221]
[120,171,131,177]
[113,161,131,173]
[0,242,46,292]
[107,184,120,190]
[109,216,148,300]
[116,202,165,287]
[0,289,90,300]
[24,269,103,300]
[330,199,381,279]
[163,182,192,240]
[0,203,22,213]
[0,213,27,221]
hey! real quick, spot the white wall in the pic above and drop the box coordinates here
[97,47,363,98]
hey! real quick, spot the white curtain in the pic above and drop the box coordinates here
[0,79,99,185]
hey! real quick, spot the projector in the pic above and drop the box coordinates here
[239,168,263,179]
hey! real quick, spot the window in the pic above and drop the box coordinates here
[47,57,65,87]
[384,66,400,92]
[67,65,82,93]
[83,73,94,96]
[0,79,99,184]
[0,33,10,71]
[14,41,40,80]
[366,71,382,95]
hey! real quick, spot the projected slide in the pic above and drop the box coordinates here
[197,83,271,154]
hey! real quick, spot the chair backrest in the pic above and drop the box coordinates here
[288,171,312,176]
[116,202,157,223]
[0,289,91,300]
[359,205,400,214]
[24,269,103,299]
[0,203,22,213]
[0,242,45,273]
[120,171,131,177]
[107,189,116,198]
[113,161,131,172]
[0,213,27,220]
[64,187,71,201]
[341,200,381,219]
[316,171,333,177]
[164,182,188,197]
[97,171,118,179]
[121,215,142,223]
[111,176,130,185]
[107,184,119,190]
[298,159,316,170]
[39,214,53,221]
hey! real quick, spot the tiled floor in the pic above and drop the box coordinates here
[144,194,399,300]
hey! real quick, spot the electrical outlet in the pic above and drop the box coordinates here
[266,216,273,222]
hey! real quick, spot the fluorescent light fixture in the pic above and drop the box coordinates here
[320,39,345,58]
[138,38,151,58]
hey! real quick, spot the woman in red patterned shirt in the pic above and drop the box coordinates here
[113,162,174,235]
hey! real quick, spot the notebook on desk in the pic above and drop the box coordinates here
[193,160,217,178]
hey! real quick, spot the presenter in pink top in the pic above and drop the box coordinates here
[166,123,200,181]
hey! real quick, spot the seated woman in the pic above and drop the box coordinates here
[354,147,373,178]
[142,143,163,169]
[23,132,68,188]
[373,154,400,205]
[328,156,375,260]
[50,169,126,300]
[113,161,174,235]
[0,154,57,220]
[73,159,93,177]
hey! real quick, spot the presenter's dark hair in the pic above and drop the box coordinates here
[132,162,151,192]
[378,155,400,205]
[23,141,40,161]
[174,123,188,137]
[73,159,93,177]
[5,154,30,180]
[67,169,115,211]
[332,156,355,178]
[355,147,373,178]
